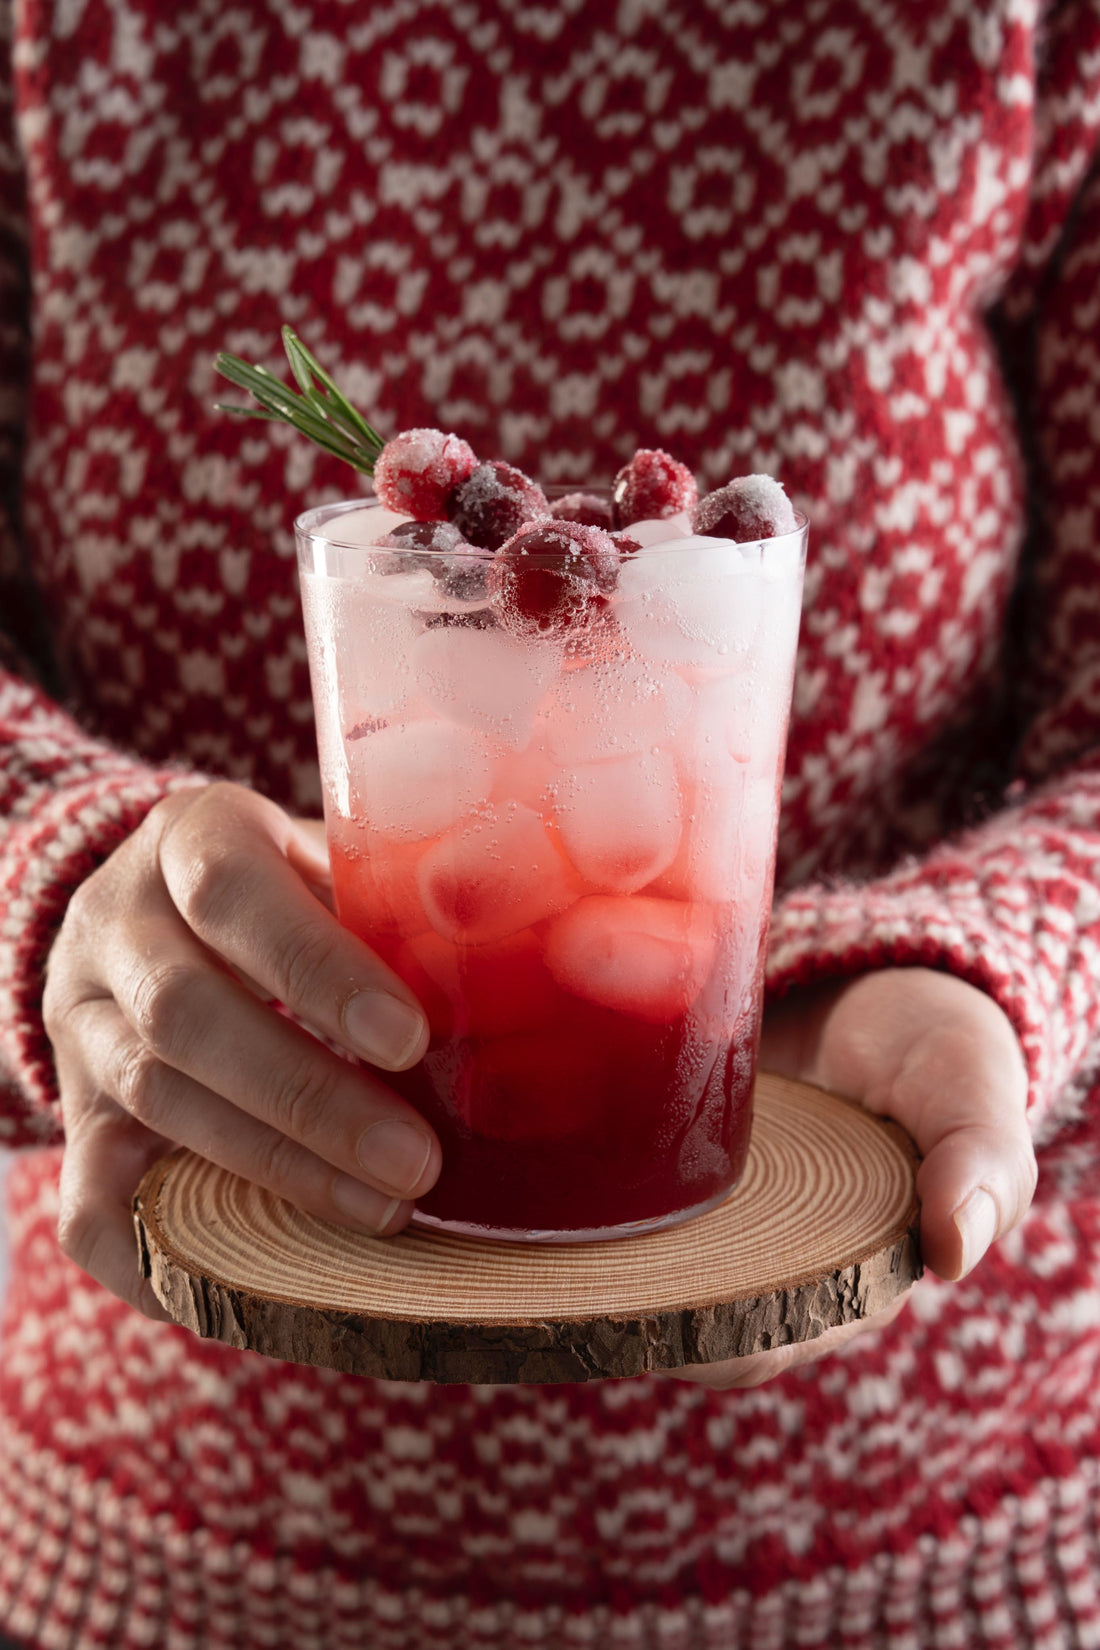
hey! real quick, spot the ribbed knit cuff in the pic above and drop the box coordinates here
[765,871,1055,1132]
[0,766,208,1140]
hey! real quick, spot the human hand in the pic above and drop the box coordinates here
[44,782,439,1320]
[671,966,1036,1389]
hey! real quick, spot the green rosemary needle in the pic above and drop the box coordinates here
[213,325,387,475]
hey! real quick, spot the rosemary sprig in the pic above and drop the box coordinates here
[213,325,387,475]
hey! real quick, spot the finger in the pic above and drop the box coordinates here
[664,1299,909,1390]
[812,973,1036,1282]
[157,784,429,1072]
[66,1000,419,1235]
[56,1096,175,1321]
[89,925,441,1204]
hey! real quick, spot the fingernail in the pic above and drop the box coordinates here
[331,1176,404,1235]
[954,1187,999,1277]
[343,991,425,1069]
[358,1118,433,1197]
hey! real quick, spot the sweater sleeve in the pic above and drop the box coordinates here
[0,675,208,1144]
[0,6,204,1145]
[766,21,1100,1146]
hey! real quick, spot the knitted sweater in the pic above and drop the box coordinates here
[2,0,1100,1644]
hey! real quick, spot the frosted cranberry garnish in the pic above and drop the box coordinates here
[373,428,478,520]
[379,517,488,601]
[693,474,797,542]
[550,491,614,530]
[612,448,698,527]
[449,461,550,551]
[380,519,466,554]
[488,520,621,636]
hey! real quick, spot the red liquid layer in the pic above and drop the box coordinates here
[331,840,767,1235]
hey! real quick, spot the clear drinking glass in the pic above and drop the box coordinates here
[297,495,807,1241]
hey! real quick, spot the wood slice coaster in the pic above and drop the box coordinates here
[134,1073,921,1385]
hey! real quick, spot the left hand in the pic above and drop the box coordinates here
[669,966,1037,1389]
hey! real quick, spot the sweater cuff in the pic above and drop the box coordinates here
[765,873,1055,1135]
[0,765,208,1139]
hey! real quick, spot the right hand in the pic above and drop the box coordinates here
[43,781,439,1319]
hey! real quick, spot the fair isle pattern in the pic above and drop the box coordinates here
[2,0,1100,1647]
[3,1143,1100,1649]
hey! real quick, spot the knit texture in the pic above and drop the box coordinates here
[2,1,1100,1645]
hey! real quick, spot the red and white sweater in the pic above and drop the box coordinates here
[2,1,1100,1645]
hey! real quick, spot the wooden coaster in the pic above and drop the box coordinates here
[134,1073,921,1385]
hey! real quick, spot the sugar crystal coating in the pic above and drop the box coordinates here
[449,460,551,550]
[487,519,621,636]
[380,519,466,554]
[373,428,478,520]
[550,491,614,529]
[612,449,698,527]
[693,473,798,542]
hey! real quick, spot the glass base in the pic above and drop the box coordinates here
[410,1182,737,1245]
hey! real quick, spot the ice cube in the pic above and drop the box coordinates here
[539,656,692,764]
[614,538,765,670]
[412,624,557,749]
[654,771,780,906]
[491,737,562,815]
[418,802,581,944]
[330,825,432,940]
[370,561,493,618]
[325,504,413,548]
[621,510,694,547]
[302,571,422,730]
[544,894,716,1022]
[551,750,682,894]
[395,926,566,1039]
[347,719,498,841]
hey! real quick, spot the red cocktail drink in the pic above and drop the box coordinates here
[298,495,806,1239]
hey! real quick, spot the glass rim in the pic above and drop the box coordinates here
[294,494,809,559]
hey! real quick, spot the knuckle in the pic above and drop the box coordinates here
[112,1041,165,1125]
[267,1051,345,1150]
[130,960,202,1056]
[246,1128,310,1200]
[55,1194,97,1271]
[171,845,253,937]
[269,918,340,1012]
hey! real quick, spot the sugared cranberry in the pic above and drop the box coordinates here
[381,519,466,555]
[448,461,550,550]
[550,491,614,530]
[693,474,797,542]
[488,520,621,636]
[612,448,697,527]
[424,607,495,630]
[373,428,478,520]
[439,558,490,603]
[377,518,468,579]
[612,532,642,555]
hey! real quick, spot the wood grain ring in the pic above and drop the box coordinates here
[134,1072,921,1384]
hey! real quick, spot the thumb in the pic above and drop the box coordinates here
[766,969,1038,1283]
[820,972,1036,1282]
[898,1019,1037,1281]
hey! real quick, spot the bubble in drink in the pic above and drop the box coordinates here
[540,656,692,763]
[656,769,779,906]
[412,623,558,748]
[615,538,765,670]
[418,801,580,944]
[347,720,498,841]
